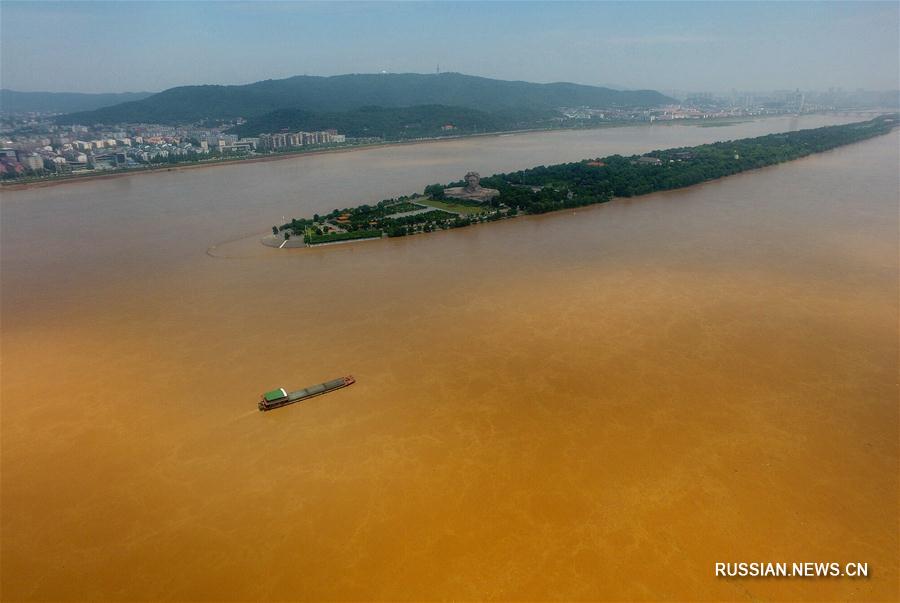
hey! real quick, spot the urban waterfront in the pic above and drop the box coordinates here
[2,116,898,601]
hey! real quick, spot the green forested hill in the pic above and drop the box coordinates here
[234,105,558,139]
[56,72,674,125]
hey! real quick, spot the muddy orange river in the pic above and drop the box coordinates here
[2,116,897,601]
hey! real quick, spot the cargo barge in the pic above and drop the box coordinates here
[259,375,355,411]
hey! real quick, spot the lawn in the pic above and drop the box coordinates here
[382,201,424,214]
[418,198,488,216]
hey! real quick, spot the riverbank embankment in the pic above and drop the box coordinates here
[3,114,858,193]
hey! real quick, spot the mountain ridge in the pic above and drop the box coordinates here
[233,104,559,140]
[55,72,675,125]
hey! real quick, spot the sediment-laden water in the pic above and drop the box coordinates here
[2,115,897,601]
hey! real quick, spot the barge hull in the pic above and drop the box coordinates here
[259,376,355,411]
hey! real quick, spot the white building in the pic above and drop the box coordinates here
[23,155,44,171]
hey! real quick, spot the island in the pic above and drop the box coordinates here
[269,115,897,247]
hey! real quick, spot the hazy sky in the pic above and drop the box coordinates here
[1,1,898,93]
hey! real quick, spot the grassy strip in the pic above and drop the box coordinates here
[418,198,488,215]
[384,209,458,224]
[382,201,424,214]
[306,229,383,245]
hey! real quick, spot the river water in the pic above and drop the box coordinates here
[2,115,897,601]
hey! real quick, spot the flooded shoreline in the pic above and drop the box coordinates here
[2,115,897,601]
[0,123,648,193]
[0,113,880,194]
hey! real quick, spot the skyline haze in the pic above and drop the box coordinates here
[1,1,898,95]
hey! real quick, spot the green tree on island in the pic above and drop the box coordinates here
[424,184,445,199]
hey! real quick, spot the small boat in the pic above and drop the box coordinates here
[259,375,355,411]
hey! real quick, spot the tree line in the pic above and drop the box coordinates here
[274,115,897,243]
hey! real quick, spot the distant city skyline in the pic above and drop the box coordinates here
[1,1,898,94]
